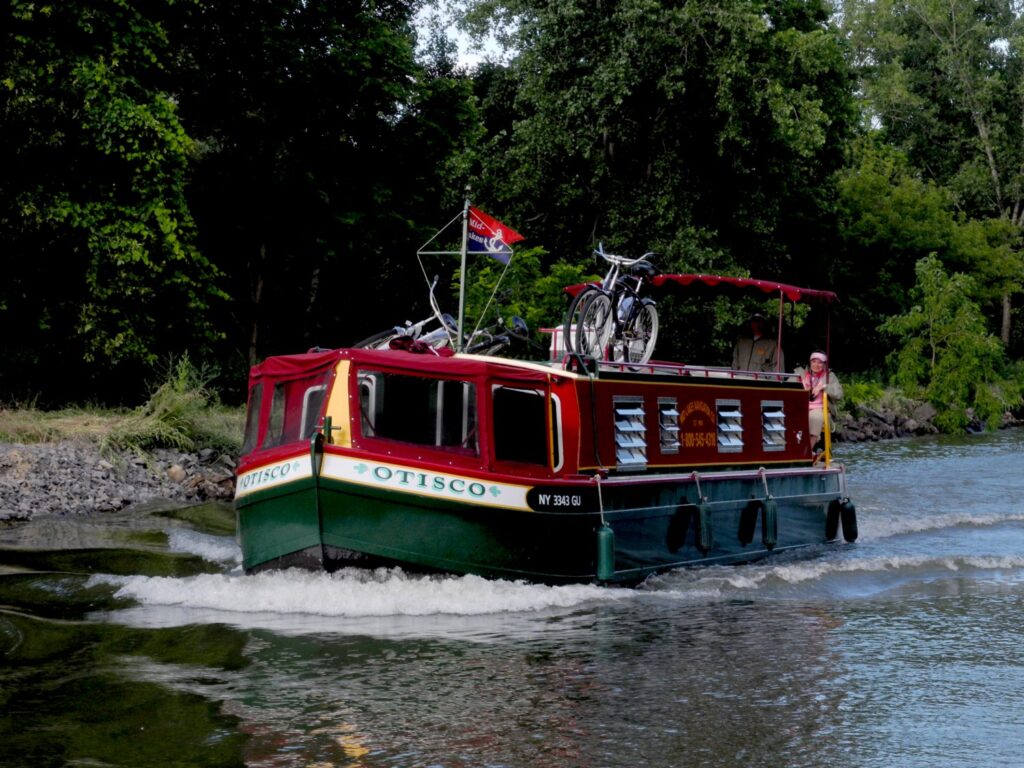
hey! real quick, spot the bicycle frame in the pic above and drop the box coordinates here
[595,245,655,340]
[564,244,658,363]
[353,275,457,349]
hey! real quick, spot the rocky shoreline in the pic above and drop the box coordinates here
[834,403,1022,442]
[0,441,235,522]
[2,404,1021,522]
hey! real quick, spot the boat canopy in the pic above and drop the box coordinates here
[250,347,554,386]
[650,274,837,304]
[343,348,553,384]
[565,274,838,304]
[249,348,344,382]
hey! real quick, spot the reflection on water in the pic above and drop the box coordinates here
[2,429,1024,767]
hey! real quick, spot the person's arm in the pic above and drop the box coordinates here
[826,373,843,402]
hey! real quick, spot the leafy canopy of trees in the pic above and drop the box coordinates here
[880,256,1022,430]
[1,0,1022,427]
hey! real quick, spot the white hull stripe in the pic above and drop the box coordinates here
[321,454,531,511]
[235,457,312,499]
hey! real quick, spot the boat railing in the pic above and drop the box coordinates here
[540,327,800,383]
[563,356,801,384]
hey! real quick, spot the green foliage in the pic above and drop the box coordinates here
[841,376,888,412]
[175,0,477,364]
[880,256,1021,431]
[103,354,243,455]
[2,0,1024,410]
[843,0,1024,224]
[1,0,226,376]
[841,0,1024,353]
[464,0,855,278]
[0,0,475,403]
[461,246,592,355]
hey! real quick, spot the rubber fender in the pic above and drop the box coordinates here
[596,523,616,581]
[825,499,841,541]
[840,499,858,543]
[695,503,714,554]
[761,498,778,550]
[738,500,760,546]
[666,505,692,553]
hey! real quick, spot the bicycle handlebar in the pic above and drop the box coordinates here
[593,244,656,267]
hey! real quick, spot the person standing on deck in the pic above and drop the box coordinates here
[732,313,783,372]
[799,351,843,449]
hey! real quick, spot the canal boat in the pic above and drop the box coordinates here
[234,272,857,584]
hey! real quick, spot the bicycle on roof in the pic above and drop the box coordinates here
[353,275,529,357]
[563,244,659,364]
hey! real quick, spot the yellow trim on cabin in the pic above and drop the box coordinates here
[325,359,352,448]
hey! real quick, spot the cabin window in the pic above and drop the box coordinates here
[264,383,286,448]
[493,386,561,467]
[260,371,334,451]
[358,371,477,453]
[301,385,328,440]
[761,400,785,452]
[658,397,680,454]
[614,396,647,470]
[241,383,263,455]
[716,399,743,453]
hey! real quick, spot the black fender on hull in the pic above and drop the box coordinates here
[826,498,857,543]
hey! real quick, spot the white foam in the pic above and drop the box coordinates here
[165,527,242,565]
[860,511,1024,542]
[90,567,626,618]
[647,552,1024,599]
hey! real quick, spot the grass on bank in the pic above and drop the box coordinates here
[0,356,245,455]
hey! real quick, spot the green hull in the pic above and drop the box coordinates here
[236,468,851,584]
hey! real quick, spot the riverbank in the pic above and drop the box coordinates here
[0,440,235,522]
[834,402,1022,442]
[2,407,1020,522]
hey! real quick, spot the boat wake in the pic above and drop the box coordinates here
[85,546,1024,637]
[85,566,632,640]
[645,550,1024,601]
[166,528,241,565]
[855,508,1024,542]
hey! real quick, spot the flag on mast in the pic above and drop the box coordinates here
[467,206,524,264]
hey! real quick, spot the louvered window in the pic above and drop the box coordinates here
[614,397,647,470]
[716,399,743,453]
[658,398,680,454]
[761,401,785,451]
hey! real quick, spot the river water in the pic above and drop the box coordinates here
[2,429,1023,768]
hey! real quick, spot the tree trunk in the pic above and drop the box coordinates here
[1002,292,1012,345]
[248,244,266,368]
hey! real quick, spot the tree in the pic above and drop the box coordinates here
[0,2,479,402]
[173,1,478,371]
[833,141,959,367]
[879,255,1021,430]
[460,246,593,355]
[463,0,855,284]
[842,0,1024,343]
[1,1,224,403]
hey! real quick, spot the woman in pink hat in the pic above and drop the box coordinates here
[800,351,843,449]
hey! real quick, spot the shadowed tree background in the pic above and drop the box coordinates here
[1,0,1022,425]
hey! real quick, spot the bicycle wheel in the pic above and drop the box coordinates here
[575,292,614,359]
[620,299,658,363]
[561,286,593,356]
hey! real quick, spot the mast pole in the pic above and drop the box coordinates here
[457,189,471,353]
[776,291,784,372]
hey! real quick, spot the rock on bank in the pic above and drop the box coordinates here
[0,441,236,522]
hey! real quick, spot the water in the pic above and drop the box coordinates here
[2,430,1023,767]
